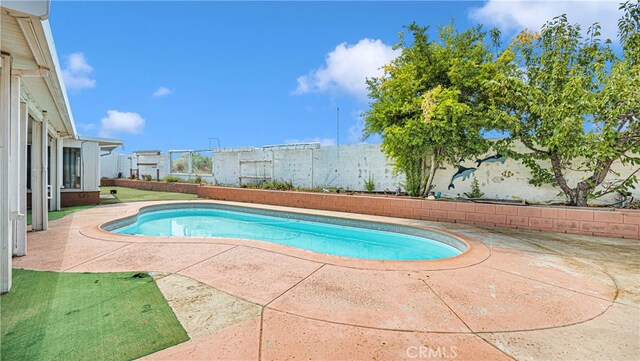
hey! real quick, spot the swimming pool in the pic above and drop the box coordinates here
[106,204,464,261]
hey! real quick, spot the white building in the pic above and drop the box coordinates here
[1,1,120,293]
[29,135,122,207]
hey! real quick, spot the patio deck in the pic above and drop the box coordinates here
[13,200,640,360]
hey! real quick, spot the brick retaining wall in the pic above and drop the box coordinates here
[61,191,101,207]
[99,180,639,239]
[100,179,199,194]
[27,191,101,208]
[196,186,640,240]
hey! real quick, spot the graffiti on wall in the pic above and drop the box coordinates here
[448,153,509,190]
[476,153,507,167]
[448,166,477,190]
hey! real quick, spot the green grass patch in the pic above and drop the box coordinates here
[100,187,197,205]
[25,187,197,225]
[1,269,189,361]
[27,205,96,226]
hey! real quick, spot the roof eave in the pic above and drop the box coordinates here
[2,1,50,20]
[39,20,77,138]
[11,9,77,139]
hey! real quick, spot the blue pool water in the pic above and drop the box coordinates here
[112,207,462,261]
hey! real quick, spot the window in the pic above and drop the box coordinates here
[63,147,81,189]
[170,152,189,174]
[192,151,213,175]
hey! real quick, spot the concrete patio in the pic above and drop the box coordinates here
[13,200,640,360]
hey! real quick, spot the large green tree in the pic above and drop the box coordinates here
[364,23,500,196]
[490,1,640,206]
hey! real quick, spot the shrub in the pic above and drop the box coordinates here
[186,176,202,184]
[262,180,293,191]
[626,199,640,209]
[464,176,485,199]
[364,175,375,193]
[162,175,181,183]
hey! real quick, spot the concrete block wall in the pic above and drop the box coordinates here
[98,179,640,239]
[432,145,638,205]
[100,142,638,205]
[196,186,640,240]
[101,143,401,191]
[137,153,170,180]
[313,144,400,191]
[272,148,312,187]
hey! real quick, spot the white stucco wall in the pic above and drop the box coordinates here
[100,150,129,179]
[99,142,638,205]
[433,151,638,205]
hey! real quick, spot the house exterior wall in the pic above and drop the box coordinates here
[2,1,77,292]
[26,138,102,208]
[62,138,100,191]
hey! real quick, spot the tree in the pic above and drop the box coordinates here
[364,23,500,196]
[489,1,640,206]
[191,153,213,174]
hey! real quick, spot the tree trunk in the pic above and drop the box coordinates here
[551,152,615,207]
[569,183,593,207]
[424,153,437,197]
[549,153,578,205]
[419,156,428,196]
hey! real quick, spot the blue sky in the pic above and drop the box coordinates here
[49,1,624,152]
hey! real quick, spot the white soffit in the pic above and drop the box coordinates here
[2,1,50,19]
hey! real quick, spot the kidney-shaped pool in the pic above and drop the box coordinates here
[103,204,466,261]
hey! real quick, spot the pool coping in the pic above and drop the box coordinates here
[81,200,491,271]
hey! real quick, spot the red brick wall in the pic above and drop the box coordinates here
[61,191,101,207]
[100,179,116,186]
[100,179,199,194]
[196,186,640,240]
[27,191,100,208]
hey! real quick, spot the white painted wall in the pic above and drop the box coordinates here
[100,151,131,179]
[205,144,401,191]
[100,142,639,205]
[433,151,639,205]
[62,138,100,192]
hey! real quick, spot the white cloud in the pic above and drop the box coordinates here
[61,52,96,91]
[469,1,622,40]
[348,120,365,143]
[348,110,366,143]
[285,137,337,146]
[294,38,400,101]
[77,123,97,133]
[99,110,145,137]
[153,86,172,97]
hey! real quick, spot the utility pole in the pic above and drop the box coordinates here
[336,107,340,148]
[336,106,340,188]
